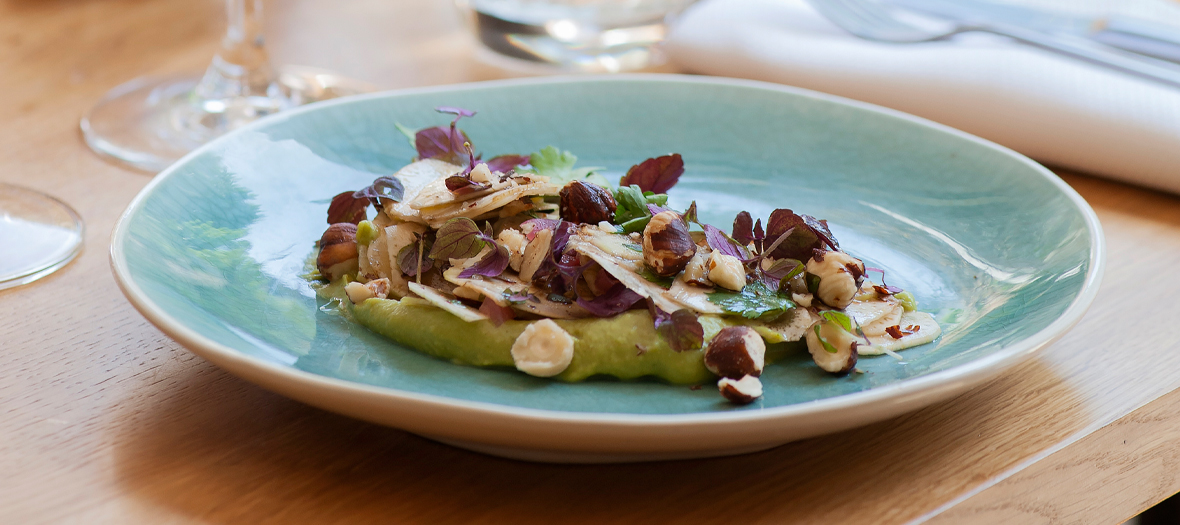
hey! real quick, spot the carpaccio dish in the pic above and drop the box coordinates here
[312,107,941,404]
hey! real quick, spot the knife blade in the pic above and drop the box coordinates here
[883,0,1180,63]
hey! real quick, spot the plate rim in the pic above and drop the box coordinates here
[109,73,1106,427]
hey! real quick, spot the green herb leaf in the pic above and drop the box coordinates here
[519,146,604,184]
[820,310,855,333]
[637,267,675,289]
[707,280,795,321]
[429,218,487,260]
[394,122,417,149]
[614,185,651,224]
[814,325,838,354]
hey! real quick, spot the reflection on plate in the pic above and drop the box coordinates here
[110,75,1103,462]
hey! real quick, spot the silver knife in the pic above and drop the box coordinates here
[883,0,1180,63]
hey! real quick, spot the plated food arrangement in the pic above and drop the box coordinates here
[313,107,942,404]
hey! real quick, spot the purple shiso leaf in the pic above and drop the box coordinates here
[646,299,704,352]
[478,296,514,327]
[732,211,754,244]
[703,224,750,259]
[485,154,530,173]
[683,201,698,225]
[352,176,406,209]
[646,203,672,216]
[445,175,490,194]
[397,241,434,277]
[865,267,902,294]
[327,191,369,225]
[436,106,476,118]
[753,218,765,253]
[459,243,510,278]
[803,214,840,251]
[577,282,643,317]
[618,153,685,194]
[521,217,561,241]
[429,218,486,260]
[414,126,469,165]
[765,209,819,260]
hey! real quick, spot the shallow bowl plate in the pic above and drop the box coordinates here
[111,75,1103,462]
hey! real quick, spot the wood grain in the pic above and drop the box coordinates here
[2,0,1179,523]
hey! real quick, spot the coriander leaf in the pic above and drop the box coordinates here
[429,218,487,260]
[707,280,795,321]
[521,146,604,184]
[637,267,675,289]
[614,184,651,225]
[619,154,684,194]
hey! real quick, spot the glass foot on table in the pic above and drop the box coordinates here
[0,184,83,291]
[80,67,375,173]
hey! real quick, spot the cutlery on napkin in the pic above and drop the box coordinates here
[666,0,1180,194]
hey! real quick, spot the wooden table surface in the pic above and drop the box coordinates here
[3,0,1179,523]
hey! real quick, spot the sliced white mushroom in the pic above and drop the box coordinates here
[859,311,942,355]
[382,222,427,298]
[744,308,819,344]
[382,159,465,224]
[569,231,684,314]
[406,282,487,322]
[511,319,575,377]
[417,181,561,228]
[442,266,590,319]
[518,228,553,282]
[667,279,723,314]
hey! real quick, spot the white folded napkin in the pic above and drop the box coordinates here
[666,0,1180,193]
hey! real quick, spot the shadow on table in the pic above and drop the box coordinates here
[109,354,1089,524]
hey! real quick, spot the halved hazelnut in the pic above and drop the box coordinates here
[704,326,766,379]
[718,375,763,404]
[559,180,617,224]
[643,211,696,276]
[317,223,359,281]
[805,320,859,375]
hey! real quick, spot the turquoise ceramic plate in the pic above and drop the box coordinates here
[111,75,1103,462]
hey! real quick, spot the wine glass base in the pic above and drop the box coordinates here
[81,68,375,173]
[0,184,84,291]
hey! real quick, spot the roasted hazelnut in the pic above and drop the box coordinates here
[317,223,359,281]
[805,319,859,375]
[559,180,617,224]
[805,250,864,309]
[704,326,766,378]
[642,211,696,276]
[707,251,747,291]
[718,375,763,404]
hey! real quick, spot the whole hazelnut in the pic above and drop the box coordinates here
[805,250,864,309]
[642,211,696,276]
[317,223,359,281]
[559,180,617,224]
[718,375,763,404]
[704,326,766,379]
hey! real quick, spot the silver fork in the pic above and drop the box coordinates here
[807,0,1180,89]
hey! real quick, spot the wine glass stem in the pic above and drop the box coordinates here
[194,0,279,101]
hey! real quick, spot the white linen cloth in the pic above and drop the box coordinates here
[665,0,1180,193]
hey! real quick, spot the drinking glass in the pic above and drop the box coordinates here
[0,184,83,291]
[81,0,374,172]
[455,0,701,72]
